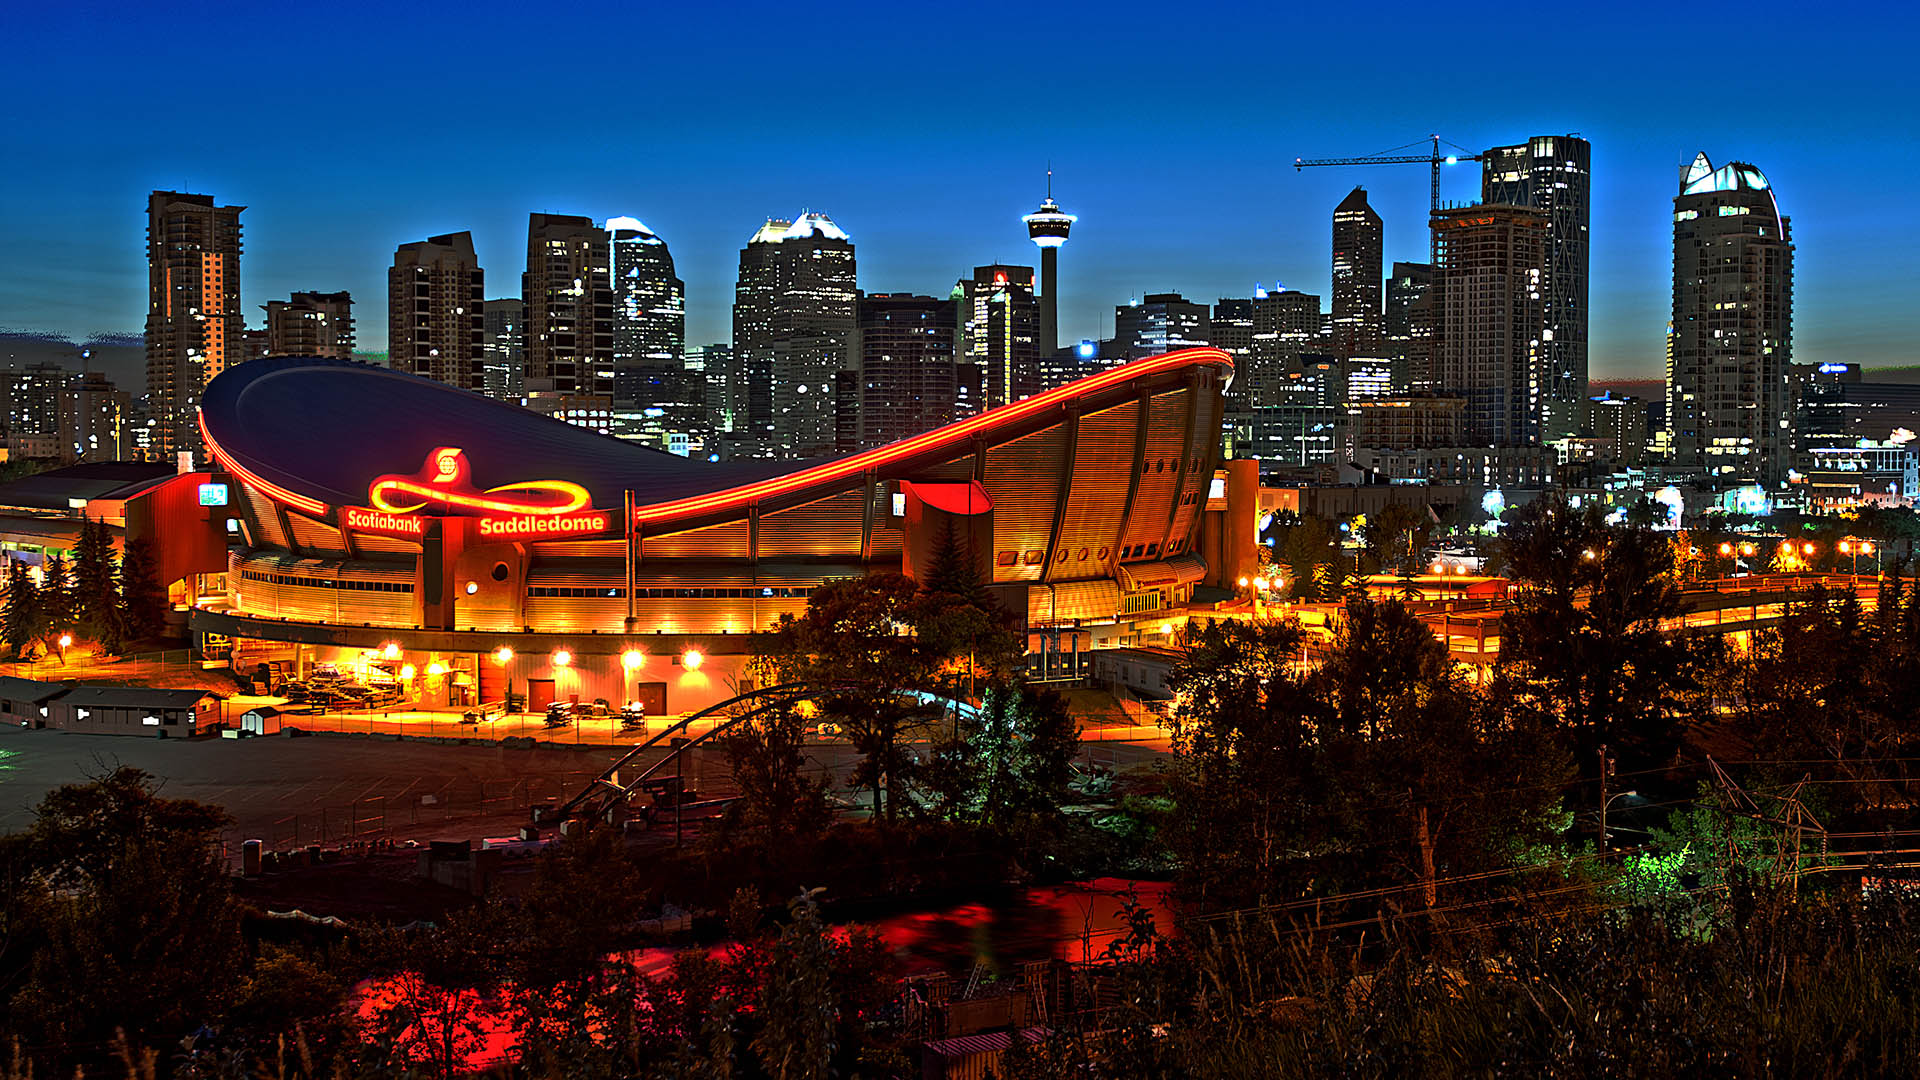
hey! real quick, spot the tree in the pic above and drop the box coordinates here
[71,520,122,649]
[720,701,833,845]
[1495,498,1705,774]
[1274,512,1340,601]
[912,522,1025,704]
[38,552,75,649]
[1363,501,1431,582]
[118,535,168,643]
[5,768,243,1063]
[1,561,41,658]
[922,684,1080,831]
[767,574,944,822]
[750,889,839,1080]
[1162,617,1321,906]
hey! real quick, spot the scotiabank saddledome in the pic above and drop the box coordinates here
[193,348,1231,714]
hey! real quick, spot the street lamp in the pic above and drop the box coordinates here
[1600,789,1638,851]
[1839,539,1875,582]
[56,633,71,665]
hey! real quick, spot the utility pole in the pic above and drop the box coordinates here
[1598,744,1613,852]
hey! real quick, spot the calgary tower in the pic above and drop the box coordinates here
[1021,170,1076,355]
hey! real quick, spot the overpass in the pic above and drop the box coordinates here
[1391,574,1883,666]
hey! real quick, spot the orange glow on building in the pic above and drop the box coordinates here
[632,347,1231,528]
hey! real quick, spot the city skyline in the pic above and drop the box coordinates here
[4,0,1913,380]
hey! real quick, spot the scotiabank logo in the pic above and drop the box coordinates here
[345,507,427,538]
[478,510,613,538]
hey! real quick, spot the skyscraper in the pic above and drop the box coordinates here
[481,298,525,401]
[732,213,857,459]
[958,265,1039,408]
[524,213,614,396]
[388,232,485,391]
[1330,187,1384,358]
[1211,297,1255,426]
[1249,287,1322,394]
[607,216,685,401]
[1433,204,1546,446]
[857,293,963,449]
[1114,294,1211,359]
[1482,134,1591,439]
[1384,262,1435,390]
[1666,152,1794,483]
[145,190,242,458]
[1022,173,1076,355]
[264,290,354,358]
[687,343,733,447]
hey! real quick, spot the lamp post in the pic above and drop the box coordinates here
[1600,789,1638,852]
[1839,539,1874,584]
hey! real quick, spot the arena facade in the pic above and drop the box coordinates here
[190,348,1233,714]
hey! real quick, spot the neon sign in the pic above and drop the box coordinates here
[344,507,427,538]
[368,447,591,516]
[477,510,614,538]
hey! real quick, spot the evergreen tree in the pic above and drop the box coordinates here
[2,561,42,658]
[117,536,167,643]
[71,520,120,643]
[38,552,75,647]
[921,518,994,609]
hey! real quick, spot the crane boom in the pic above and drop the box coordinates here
[1294,135,1483,266]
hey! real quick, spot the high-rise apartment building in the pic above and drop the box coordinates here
[1384,262,1435,390]
[958,265,1039,408]
[856,293,965,450]
[1432,204,1546,446]
[524,213,614,396]
[1666,152,1794,483]
[1330,187,1384,358]
[61,372,129,463]
[145,190,242,457]
[607,216,685,402]
[1115,293,1211,360]
[1482,134,1590,439]
[2,363,70,440]
[1588,393,1649,466]
[264,290,354,358]
[388,232,486,391]
[481,298,525,401]
[732,213,857,459]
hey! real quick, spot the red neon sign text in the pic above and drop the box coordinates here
[345,507,427,538]
[477,510,614,538]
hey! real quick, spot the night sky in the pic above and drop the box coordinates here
[3,0,1912,380]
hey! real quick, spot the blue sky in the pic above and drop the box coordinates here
[2,0,1912,379]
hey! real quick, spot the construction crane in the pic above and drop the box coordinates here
[1294,135,1483,266]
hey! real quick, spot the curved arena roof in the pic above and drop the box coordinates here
[199,347,1233,530]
